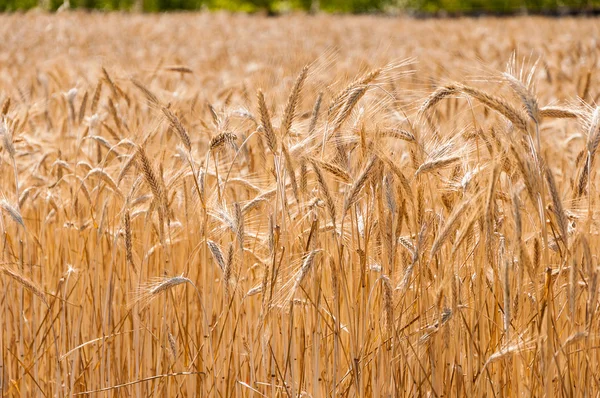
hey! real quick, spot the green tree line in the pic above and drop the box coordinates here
[0,0,598,14]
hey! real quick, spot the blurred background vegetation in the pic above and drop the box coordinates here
[0,0,598,14]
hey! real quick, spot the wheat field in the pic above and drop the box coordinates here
[1,12,600,397]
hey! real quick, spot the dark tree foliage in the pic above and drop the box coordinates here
[0,0,597,13]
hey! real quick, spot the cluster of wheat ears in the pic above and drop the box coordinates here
[0,13,600,398]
